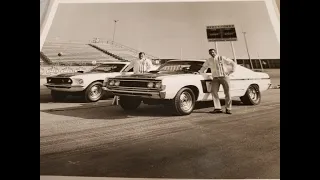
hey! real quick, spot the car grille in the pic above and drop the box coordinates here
[119,81,148,88]
[48,78,72,84]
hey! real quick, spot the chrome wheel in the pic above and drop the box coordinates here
[248,86,258,101]
[179,91,193,112]
[89,84,102,100]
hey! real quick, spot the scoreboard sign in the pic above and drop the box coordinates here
[206,25,238,42]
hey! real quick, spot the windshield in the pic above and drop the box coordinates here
[90,64,126,73]
[157,61,204,73]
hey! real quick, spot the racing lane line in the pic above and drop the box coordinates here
[40,113,279,168]
[40,108,279,158]
[40,100,279,139]
[40,103,279,148]
[40,101,280,148]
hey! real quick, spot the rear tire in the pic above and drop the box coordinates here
[119,96,142,111]
[51,90,67,102]
[84,81,105,102]
[240,85,261,105]
[166,87,196,116]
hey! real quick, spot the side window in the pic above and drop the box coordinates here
[206,68,211,73]
[128,68,133,72]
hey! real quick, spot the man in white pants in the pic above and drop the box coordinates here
[199,49,236,114]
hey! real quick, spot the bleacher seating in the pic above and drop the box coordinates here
[90,40,160,65]
[41,41,118,64]
[41,40,161,66]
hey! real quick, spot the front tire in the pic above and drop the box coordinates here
[84,81,105,102]
[167,87,196,116]
[51,90,67,102]
[240,85,261,105]
[119,96,142,111]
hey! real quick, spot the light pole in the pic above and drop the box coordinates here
[257,52,264,72]
[112,20,118,43]
[242,31,253,69]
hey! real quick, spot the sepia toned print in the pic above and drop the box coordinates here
[40,0,280,179]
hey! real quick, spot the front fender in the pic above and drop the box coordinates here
[161,76,204,99]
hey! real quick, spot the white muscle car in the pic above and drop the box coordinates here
[103,59,272,115]
[44,62,133,102]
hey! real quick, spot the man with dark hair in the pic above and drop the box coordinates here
[199,48,236,114]
[113,52,154,105]
[125,52,153,74]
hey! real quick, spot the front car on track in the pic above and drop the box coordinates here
[44,62,133,102]
[103,60,272,115]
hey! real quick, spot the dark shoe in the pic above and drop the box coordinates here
[210,109,223,114]
[226,109,232,114]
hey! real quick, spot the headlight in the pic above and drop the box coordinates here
[114,80,120,86]
[47,78,52,83]
[109,80,115,86]
[147,82,154,88]
[73,78,83,84]
[155,82,161,89]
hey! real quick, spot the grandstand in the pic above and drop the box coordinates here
[89,40,160,65]
[40,39,160,66]
[41,41,118,65]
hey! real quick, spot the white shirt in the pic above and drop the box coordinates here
[126,58,153,74]
[199,55,236,78]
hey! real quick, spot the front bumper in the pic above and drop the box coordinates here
[44,83,85,92]
[102,87,166,99]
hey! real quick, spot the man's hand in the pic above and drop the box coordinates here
[226,71,234,76]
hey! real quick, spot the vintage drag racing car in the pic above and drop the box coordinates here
[44,62,133,102]
[103,59,271,115]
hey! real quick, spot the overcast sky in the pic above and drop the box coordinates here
[46,1,279,59]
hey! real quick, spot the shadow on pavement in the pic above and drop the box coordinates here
[40,126,279,179]
[41,99,245,120]
[40,93,113,103]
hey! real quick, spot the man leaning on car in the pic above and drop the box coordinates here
[113,52,153,105]
[199,48,236,114]
[125,52,153,74]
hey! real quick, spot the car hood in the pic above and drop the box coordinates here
[115,72,195,80]
[50,71,120,79]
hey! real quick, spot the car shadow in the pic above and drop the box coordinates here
[41,99,245,120]
[40,93,113,103]
[195,99,244,109]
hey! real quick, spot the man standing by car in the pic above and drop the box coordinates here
[199,49,236,114]
[113,52,154,105]
[125,52,154,74]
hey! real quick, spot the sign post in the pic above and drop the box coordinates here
[230,41,237,63]
[206,24,238,63]
[215,42,219,54]
[257,53,264,71]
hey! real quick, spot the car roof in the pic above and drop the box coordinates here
[100,61,130,65]
[166,59,206,63]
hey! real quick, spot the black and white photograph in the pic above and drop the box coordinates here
[40,0,280,179]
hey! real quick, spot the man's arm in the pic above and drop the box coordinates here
[199,59,210,73]
[146,59,153,72]
[223,57,236,74]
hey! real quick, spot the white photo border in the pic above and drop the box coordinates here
[40,0,280,51]
[39,1,280,179]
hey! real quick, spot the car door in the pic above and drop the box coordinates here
[204,68,238,98]
[228,64,255,97]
